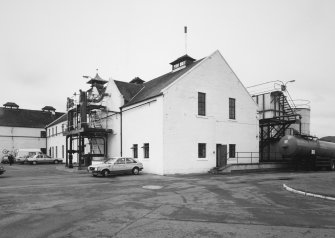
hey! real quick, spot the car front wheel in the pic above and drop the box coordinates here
[32,161,37,165]
[132,167,140,175]
[101,169,109,177]
[331,160,335,171]
[54,160,59,164]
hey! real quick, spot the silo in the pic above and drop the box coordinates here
[290,108,311,135]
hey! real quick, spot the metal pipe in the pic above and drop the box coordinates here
[120,107,123,157]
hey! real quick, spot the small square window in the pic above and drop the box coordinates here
[40,131,46,138]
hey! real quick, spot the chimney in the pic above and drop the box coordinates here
[129,77,145,85]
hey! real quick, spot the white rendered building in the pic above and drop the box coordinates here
[0,103,64,159]
[46,114,67,162]
[56,50,259,174]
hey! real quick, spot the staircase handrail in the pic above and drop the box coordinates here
[283,90,297,113]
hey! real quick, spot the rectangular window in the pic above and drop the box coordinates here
[229,98,236,119]
[198,92,206,116]
[49,129,51,136]
[62,145,64,158]
[51,147,54,157]
[56,146,58,158]
[132,144,138,158]
[198,143,206,158]
[40,131,46,138]
[143,143,149,158]
[229,144,236,158]
[52,128,54,135]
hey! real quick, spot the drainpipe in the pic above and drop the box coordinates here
[45,128,48,155]
[120,107,123,157]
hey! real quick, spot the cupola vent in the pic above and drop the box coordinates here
[169,54,196,71]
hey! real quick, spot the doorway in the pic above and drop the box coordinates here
[216,144,227,167]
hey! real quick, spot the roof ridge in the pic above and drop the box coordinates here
[123,58,204,107]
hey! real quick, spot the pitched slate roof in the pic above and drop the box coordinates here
[0,107,65,128]
[114,80,144,103]
[123,58,204,107]
[45,113,68,128]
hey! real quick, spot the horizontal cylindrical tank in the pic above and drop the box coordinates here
[279,135,335,158]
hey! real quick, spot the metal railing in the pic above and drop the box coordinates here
[226,152,288,165]
[227,152,260,165]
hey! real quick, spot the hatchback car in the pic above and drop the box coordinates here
[88,157,143,177]
[27,154,62,165]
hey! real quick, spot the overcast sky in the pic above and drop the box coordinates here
[0,0,334,137]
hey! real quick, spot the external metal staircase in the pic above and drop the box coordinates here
[259,90,301,161]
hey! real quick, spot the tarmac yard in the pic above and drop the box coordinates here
[0,164,334,238]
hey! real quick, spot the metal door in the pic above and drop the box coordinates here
[216,144,227,167]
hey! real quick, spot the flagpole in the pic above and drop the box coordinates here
[184,26,187,54]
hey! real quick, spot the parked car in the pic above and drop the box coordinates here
[27,154,62,165]
[1,156,9,164]
[0,165,5,175]
[1,155,16,164]
[16,149,42,164]
[88,157,143,177]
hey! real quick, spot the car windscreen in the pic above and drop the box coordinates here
[104,158,117,163]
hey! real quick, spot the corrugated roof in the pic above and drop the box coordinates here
[123,58,203,107]
[45,113,68,128]
[0,107,65,128]
[114,80,144,103]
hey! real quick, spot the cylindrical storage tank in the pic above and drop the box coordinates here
[318,140,335,158]
[279,135,318,157]
[290,108,310,135]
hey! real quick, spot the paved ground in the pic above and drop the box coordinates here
[284,171,335,198]
[0,164,334,238]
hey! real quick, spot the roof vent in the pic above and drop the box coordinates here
[129,77,145,85]
[84,73,108,87]
[3,102,19,109]
[42,106,56,114]
[170,54,196,72]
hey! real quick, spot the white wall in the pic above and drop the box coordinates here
[0,126,46,158]
[122,97,164,175]
[162,51,259,174]
[46,122,67,162]
[103,79,124,157]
